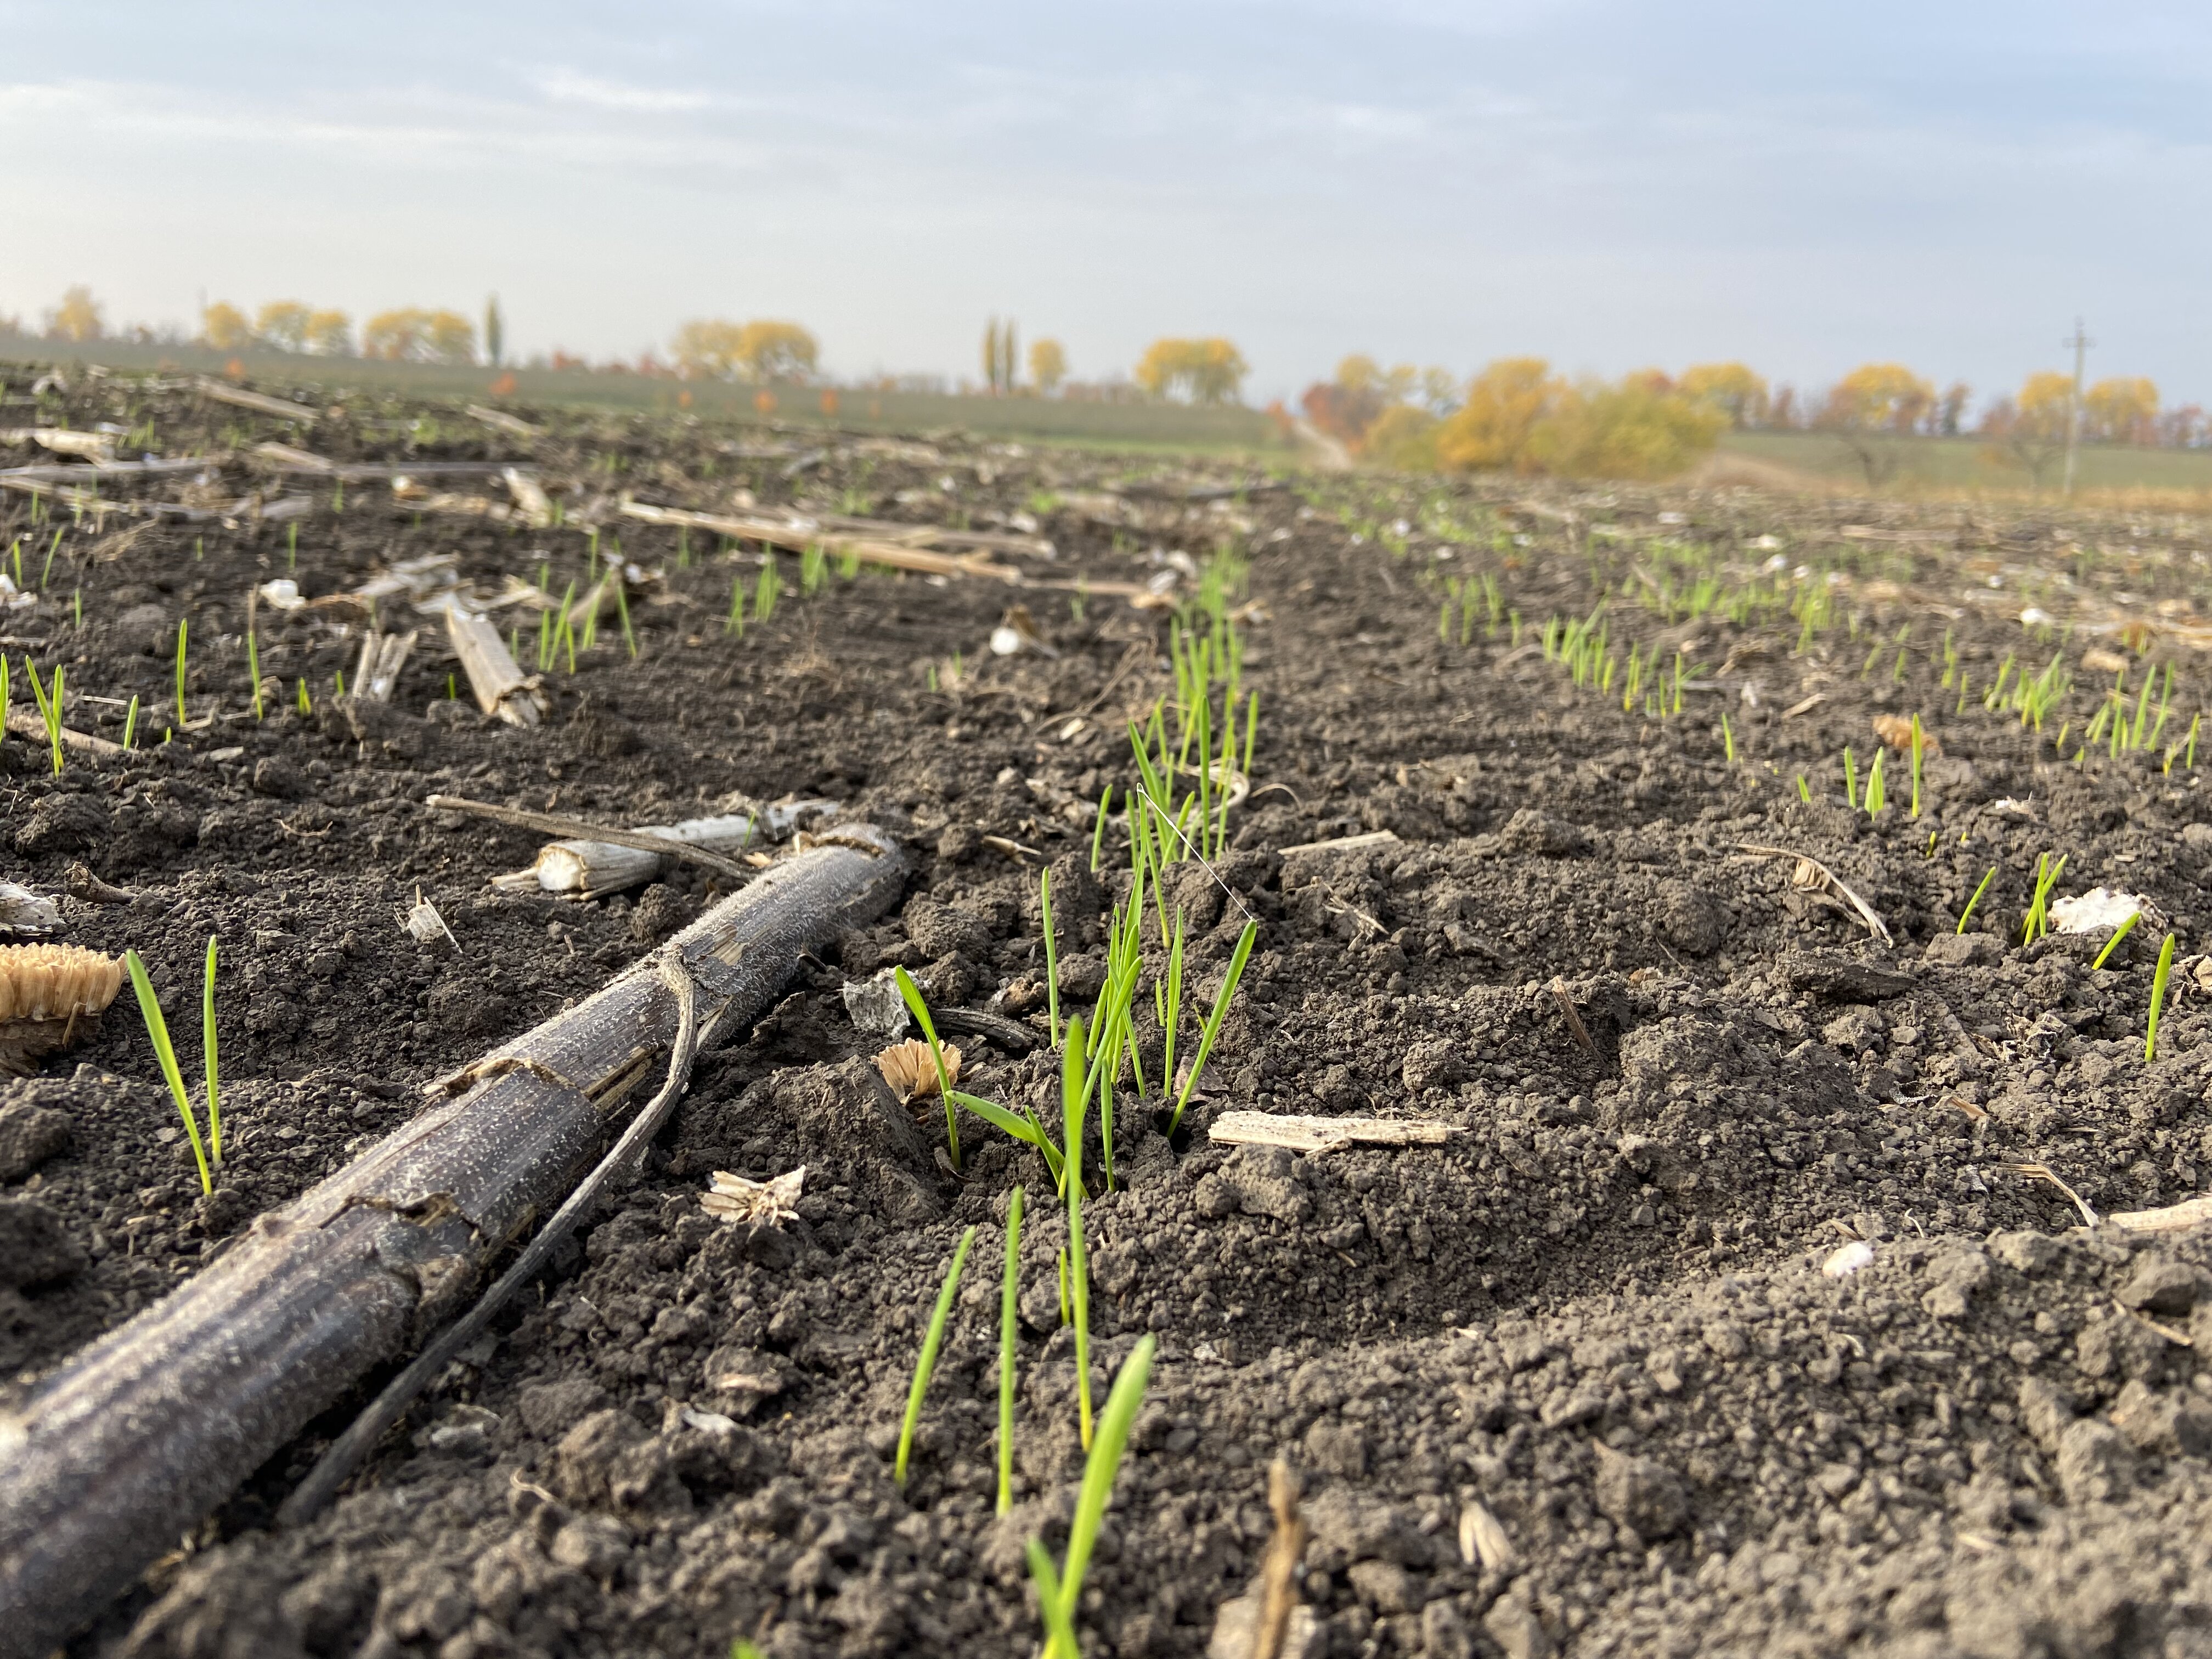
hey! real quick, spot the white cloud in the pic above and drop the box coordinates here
[529,67,713,114]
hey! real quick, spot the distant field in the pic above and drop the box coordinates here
[1719,428,2212,495]
[2,339,1290,456]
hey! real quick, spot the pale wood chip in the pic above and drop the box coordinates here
[1209,1111,1459,1153]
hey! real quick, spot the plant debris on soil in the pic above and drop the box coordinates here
[11,361,2212,1657]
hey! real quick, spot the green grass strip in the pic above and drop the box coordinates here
[1063,1017,1094,1449]
[894,1224,977,1485]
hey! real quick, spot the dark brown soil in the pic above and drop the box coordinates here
[9,363,2212,1659]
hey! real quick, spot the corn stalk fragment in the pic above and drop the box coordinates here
[0,827,906,1656]
[444,606,548,726]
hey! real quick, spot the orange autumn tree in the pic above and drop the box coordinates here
[46,285,104,342]
[200,302,255,352]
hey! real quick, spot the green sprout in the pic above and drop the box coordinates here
[894,1224,976,1485]
[726,573,746,637]
[2092,911,2141,970]
[174,617,188,726]
[2147,933,2177,1062]
[1864,749,1886,816]
[1910,715,1924,818]
[1795,773,1811,804]
[1025,1335,1157,1659]
[295,678,311,716]
[1720,711,1735,764]
[202,936,222,1164]
[1039,870,1062,1047]
[1957,867,1996,934]
[893,966,964,1172]
[754,558,781,623]
[2022,853,2067,946]
[125,946,218,1196]
[615,580,637,659]
[1064,1017,1096,1451]
[1089,786,1113,872]
[1165,922,1259,1138]
[1843,746,1858,810]
[24,658,64,776]
[122,694,139,748]
[997,1186,1024,1516]
[247,630,264,719]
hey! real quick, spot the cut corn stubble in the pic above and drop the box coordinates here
[700,1166,805,1226]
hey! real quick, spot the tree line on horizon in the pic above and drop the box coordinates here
[3,286,2198,470]
[1300,356,2200,483]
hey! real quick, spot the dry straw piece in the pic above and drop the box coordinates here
[876,1037,961,1102]
[0,943,125,1074]
[700,1166,806,1226]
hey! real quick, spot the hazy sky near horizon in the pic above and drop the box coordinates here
[4,2,2206,404]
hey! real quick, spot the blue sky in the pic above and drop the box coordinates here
[3,2,2205,405]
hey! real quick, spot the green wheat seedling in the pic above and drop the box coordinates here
[2147,933,2177,1061]
[1910,715,1924,817]
[1063,1015,1096,1450]
[615,581,637,659]
[894,966,966,1172]
[1720,711,1735,764]
[247,631,263,719]
[24,658,64,775]
[202,936,222,1165]
[174,617,188,726]
[1863,749,1886,816]
[894,1224,976,1485]
[900,974,1066,1186]
[1957,867,1996,934]
[754,558,781,623]
[1089,786,1113,872]
[1039,870,1062,1046]
[725,574,746,637]
[2092,911,2141,970]
[1843,747,1858,810]
[997,1186,1024,1515]
[295,679,310,716]
[1166,920,1259,1137]
[1026,1334,1157,1659]
[125,944,221,1195]
[800,542,827,594]
[2022,853,2067,946]
[40,530,59,591]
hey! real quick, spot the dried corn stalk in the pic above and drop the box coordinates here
[876,1039,961,1102]
[700,1166,805,1225]
[0,944,122,1076]
[444,606,548,727]
[351,629,419,703]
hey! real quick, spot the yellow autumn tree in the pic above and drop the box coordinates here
[306,310,353,355]
[1435,358,1564,472]
[201,302,255,352]
[255,301,312,352]
[1679,362,1770,427]
[1134,338,1248,404]
[363,308,476,364]
[2084,376,2159,445]
[735,320,817,381]
[1821,363,1934,433]
[671,319,747,377]
[1979,370,2076,488]
[1527,379,1725,479]
[1028,337,1067,393]
[46,285,104,342]
[1361,403,1442,471]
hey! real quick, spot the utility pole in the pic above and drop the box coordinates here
[2061,317,2094,498]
